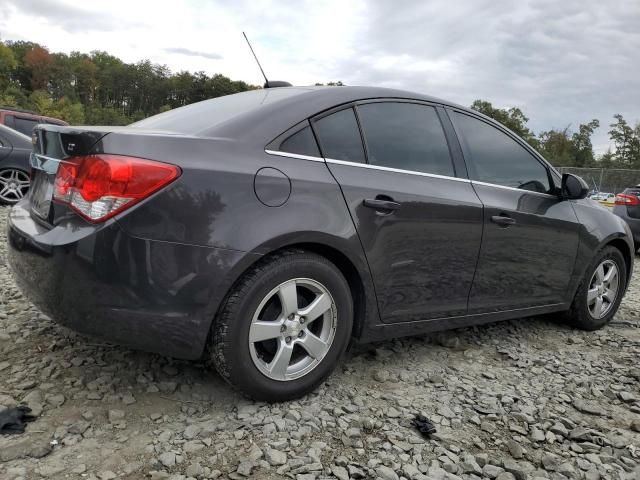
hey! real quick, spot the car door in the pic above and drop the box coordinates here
[0,132,13,162]
[312,101,484,323]
[449,109,581,313]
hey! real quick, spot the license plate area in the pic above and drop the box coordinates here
[29,153,60,221]
[29,169,55,220]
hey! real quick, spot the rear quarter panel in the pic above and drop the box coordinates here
[101,132,380,338]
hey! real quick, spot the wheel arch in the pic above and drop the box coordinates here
[207,235,376,355]
[284,241,368,341]
[605,237,633,290]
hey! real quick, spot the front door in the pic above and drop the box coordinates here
[449,109,580,312]
[312,102,484,323]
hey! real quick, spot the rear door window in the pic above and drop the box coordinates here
[312,108,365,163]
[13,117,38,136]
[278,125,320,157]
[452,111,551,193]
[357,102,455,176]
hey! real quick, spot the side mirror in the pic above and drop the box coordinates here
[561,173,589,200]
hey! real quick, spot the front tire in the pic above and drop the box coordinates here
[209,250,353,401]
[566,246,627,331]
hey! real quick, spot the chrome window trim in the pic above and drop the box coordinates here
[324,158,471,183]
[471,180,558,198]
[264,149,324,162]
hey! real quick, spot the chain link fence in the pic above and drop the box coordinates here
[556,167,640,194]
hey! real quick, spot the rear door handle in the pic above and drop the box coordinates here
[491,215,516,227]
[363,198,401,212]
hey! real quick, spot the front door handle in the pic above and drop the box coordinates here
[363,198,401,212]
[491,215,516,227]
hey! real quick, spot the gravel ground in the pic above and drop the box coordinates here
[1,205,640,480]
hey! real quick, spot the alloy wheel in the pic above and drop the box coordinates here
[0,169,30,204]
[587,259,619,319]
[248,278,337,381]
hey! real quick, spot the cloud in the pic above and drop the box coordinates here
[327,0,640,152]
[164,47,222,60]
[3,0,137,33]
[0,0,637,152]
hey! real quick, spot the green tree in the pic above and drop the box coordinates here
[572,119,600,167]
[538,119,600,167]
[609,114,640,168]
[470,99,539,149]
[0,42,17,89]
[538,127,574,166]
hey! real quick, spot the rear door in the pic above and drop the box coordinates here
[0,131,13,161]
[449,109,580,312]
[313,101,483,323]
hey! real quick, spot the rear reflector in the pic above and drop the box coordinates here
[614,193,640,206]
[53,154,180,222]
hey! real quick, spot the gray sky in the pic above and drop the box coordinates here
[1,0,638,153]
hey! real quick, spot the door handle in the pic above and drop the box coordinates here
[363,198,401,212]
[491,215,516,227]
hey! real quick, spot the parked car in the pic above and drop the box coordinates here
[0,124,32,204]
[0,107,68,136]
[613,186,640,252]
[7,86,635,401]
[599,193,616,205]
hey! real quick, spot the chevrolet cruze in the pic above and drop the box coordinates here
[7,86,634,400]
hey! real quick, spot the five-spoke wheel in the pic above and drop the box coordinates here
[567,245,626,331]
[249,278,336,381]
[209,250,353,401]
[587,259,619,319]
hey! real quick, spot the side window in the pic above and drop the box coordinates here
[357,102,454,176]
[278,125,320,157]
[312,108,365,163]
[453,112,551,193]
[13,117,38,136]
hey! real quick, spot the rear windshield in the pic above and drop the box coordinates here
[130,88,310,135]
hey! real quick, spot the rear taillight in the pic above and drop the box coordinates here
[614,193,640,206]
[53,154,180,222]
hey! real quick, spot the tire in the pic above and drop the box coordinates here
[209,249,353,401]
[565,246,627,331]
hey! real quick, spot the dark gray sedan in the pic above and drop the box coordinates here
[7,86,635,400]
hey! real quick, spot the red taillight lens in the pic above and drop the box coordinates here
[53,154,180,222]
[614,194,640,206]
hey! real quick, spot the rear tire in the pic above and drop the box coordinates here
[208,250,353,401]
[565,246,626,331]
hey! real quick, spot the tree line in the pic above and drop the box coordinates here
[0,40,257,126]
[470,100,640,169]
[1,40,638,169]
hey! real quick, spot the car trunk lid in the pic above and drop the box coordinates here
[29,125,179,225]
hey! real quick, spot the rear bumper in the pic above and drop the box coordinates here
[7,201,257,359]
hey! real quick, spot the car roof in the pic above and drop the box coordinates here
[210,86,471,141]
[132,86,475,143]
